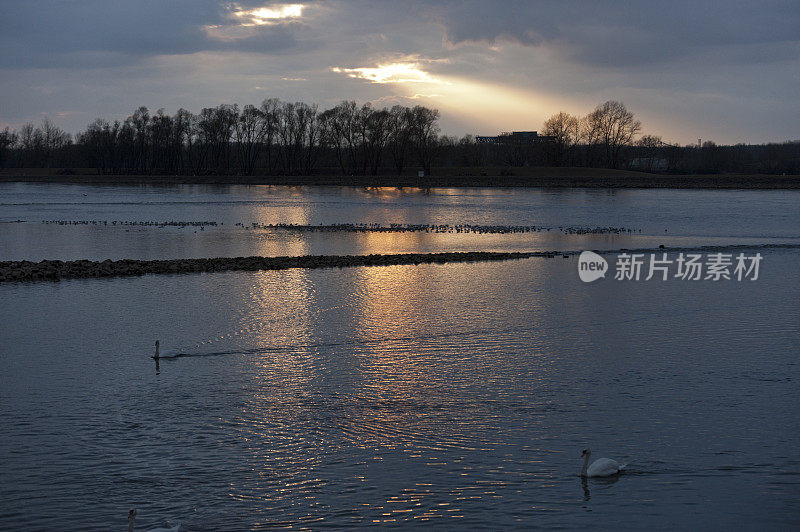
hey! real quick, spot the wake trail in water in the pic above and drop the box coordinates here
[596,242,800,254]
[155,306,709,362]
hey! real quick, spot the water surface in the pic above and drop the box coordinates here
[1,184,798,530]
[1,184,797,261]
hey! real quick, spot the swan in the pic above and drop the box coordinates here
[151,340,184,360]
[581,448,626,477]
[128,509,181,532]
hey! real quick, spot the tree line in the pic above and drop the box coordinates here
[0,99,797,175]
[0,101,442,177]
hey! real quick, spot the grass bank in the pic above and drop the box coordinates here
[2,167,799,189]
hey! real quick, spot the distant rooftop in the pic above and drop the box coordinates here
[475,131,555,144]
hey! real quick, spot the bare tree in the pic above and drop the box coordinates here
[275,101,320,174]
[582,101,641,168]
[117,120,135,173]
[172,108,195,175]
[632,134,664,172]
[355,104,373,175]
[388,105,413,175]
[456,135,485,167]
[234,104,266,175]
[149,109,173,172]
[318,106,345,174]
[128,107,151,173]
[80,119,109,173]
[319,101,360,175]
[197,104,238,173]
[0,127,18,168]
[18,123,44,167]
[363,106,391,175]
[543,112,579,166]
[40,118,71,165]
[18,123,36,151]
[409,105,440,175]
[297,102,321,175]
[260,98,281,174]
[276,102,297,173]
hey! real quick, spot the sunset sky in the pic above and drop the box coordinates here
[1,1,798,144]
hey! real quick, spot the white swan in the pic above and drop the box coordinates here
[581,448,626,477]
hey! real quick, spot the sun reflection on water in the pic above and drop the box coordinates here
[211,257,578,523]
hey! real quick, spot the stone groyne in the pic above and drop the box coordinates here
[0,252,565,283]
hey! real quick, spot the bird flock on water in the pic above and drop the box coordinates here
[41,219,640,235]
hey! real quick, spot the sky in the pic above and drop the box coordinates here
[1,0,798,145]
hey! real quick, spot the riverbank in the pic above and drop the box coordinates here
[2,168,799,189]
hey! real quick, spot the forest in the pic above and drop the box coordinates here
[0,100,797,176]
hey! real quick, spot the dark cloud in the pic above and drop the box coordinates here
[0,0,312,68]
[434,0,800,67]
[0,0,798,143]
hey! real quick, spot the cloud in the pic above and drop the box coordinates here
[434,0,800,67]
[332,62,447,84]
[0,0,798,143]
[229,3,305,26]
[0,0,316,68]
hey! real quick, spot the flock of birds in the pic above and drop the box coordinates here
[40,218,640,236]
[237,221,640,235]
[42,219,218,228]
[32,218,640,244]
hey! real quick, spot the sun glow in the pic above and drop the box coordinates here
[331,63,447,85]
[332,60,573,131]
[232,3,305,26]
[205,3,306,41]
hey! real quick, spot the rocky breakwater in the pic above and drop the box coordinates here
[0,251,565,283]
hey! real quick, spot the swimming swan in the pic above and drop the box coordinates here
[581,448,626,477]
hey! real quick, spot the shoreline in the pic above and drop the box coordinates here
[2,172,799,189]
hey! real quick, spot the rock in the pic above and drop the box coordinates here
[0,251,555,283]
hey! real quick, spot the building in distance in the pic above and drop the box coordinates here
[475,131,556,145]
